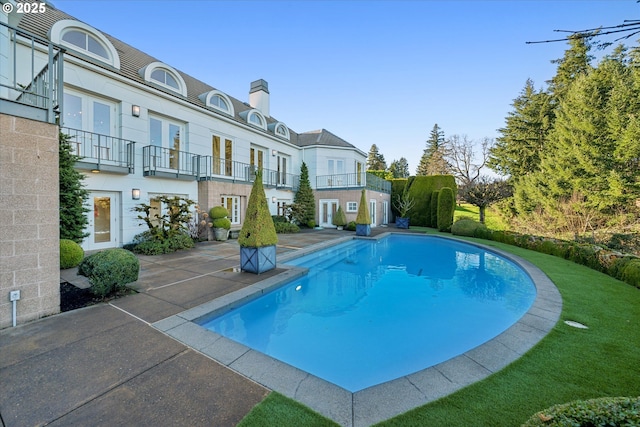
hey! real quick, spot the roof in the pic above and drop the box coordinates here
[16,2,360,151]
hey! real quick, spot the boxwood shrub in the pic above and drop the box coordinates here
[274,222,300,234]
[78,248,139,298]
[60,239,84,269]
[522,396,640,427]
[405,175,456,226]
[451,219,487,237]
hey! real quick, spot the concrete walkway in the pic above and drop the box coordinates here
[0,228,562,427]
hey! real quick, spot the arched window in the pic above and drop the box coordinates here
[50,20,120,68]
[198,90,234,116]
[239,109,267,130]
[249,113,263,127]
[268,121,290,140]
[139,62,187,96]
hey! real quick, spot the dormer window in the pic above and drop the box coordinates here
[50,20,120,68]
[239,109,267,130]
[198,90,234,116]
[139,62,187,96]
[268,121,290,140]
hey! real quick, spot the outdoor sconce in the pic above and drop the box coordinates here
[132,188,141,200]
[271,196,277,203]
[132,105,141,117]
[272,149,277,157]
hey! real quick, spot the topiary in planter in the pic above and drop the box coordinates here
[332,205,347,229]
[239,170,278,273]
[78,248,139,298]
[60,239,84,269]
[209,206,229,220]
[355,189,371,236]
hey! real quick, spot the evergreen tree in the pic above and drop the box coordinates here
[548,34,594,103]
[366,144,387,170]
[489,79,554,179]
[388,157,410,178]
[292,162,315,226]
[417,124,449,175]
[59,133,89,243]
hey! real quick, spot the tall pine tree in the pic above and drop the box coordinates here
[292,161,315,226]
[416,124,449,176]
[366,144,387,170]
[59,133,89,242]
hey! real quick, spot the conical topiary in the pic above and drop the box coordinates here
[238,170,278,248]
[332,205,347,227]
[355,189,371,225]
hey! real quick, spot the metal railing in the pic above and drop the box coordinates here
[143,145,199,178]
[0,21,64,123]
[316,172,391,193]
[198,156,299,190]
[62,127,135,172]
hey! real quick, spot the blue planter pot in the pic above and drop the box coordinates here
[396,217,410,229]
[355,224,371,236]
[240,245,276,274]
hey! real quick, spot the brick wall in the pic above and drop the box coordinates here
[0,113,60,329]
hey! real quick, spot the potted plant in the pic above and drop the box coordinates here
[209,206,231,241]
[355,189,371,236]
[393,187,415,229]
[332,205,347,230]
[238,170,278,273]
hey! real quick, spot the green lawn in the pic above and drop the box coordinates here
[454,203,509,231]
[239,234,640,427]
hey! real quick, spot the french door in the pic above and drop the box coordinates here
[85,191,119,251]
[319,199,338,228]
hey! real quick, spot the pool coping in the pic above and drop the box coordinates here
[152,232,563,427]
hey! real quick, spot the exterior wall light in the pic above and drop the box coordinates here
[271,196,277,203]
[272,149,277,157]
[132,188,141,200]
[132,105,141,117]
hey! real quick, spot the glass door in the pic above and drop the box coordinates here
[85,191,119,250]
[319,199,338,228]
[369,199,377,227]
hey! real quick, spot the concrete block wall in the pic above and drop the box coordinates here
[0,113,60,329]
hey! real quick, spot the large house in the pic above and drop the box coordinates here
[0,0,390,326]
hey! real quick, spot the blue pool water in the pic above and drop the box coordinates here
[199,234,536,392]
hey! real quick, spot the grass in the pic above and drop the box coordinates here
[238,233,640,427]
[454,203,509,231]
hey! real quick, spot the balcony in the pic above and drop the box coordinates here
[143,145,199,180]
[198,156,299,190]
[0,21,64,124]
[316,172,391,193]
[62,127,135,174]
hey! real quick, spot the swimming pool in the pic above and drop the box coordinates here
[198,234,536,392]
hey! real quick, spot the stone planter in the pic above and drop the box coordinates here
[336,226,344,231]
[240,245,276,274]
[355,224,371,236]
[396,217,410,229]
[214,227,229,241]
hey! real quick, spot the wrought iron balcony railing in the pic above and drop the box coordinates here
[198,156,299,190]
[62,127,135,174]
[0,21,64,123]
[143,145,200,180]
[316,172,391,193]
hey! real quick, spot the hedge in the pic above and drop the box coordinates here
[405,175,456,226]
[437,187,455,232]
[451,219,488,237]
[522,396,640,427]
[429,190,439,228]
[60,239,84,269]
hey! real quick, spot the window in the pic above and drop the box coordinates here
[221,196,240,224]
[277,154,289,185]
[139,62,187,96]
[276,124,288,137]
[249,113,263,127]
[346,202,358,212]
[239,109,267,130]
[199,91,234,115]
[268,122,290,140]
[277,200,290,216]
[212,135,233,176]
[250,146,265,171]
[62,91,116,157]
[149,116,185,170]
[50,20,120,68]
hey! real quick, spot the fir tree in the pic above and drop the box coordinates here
[417,124,449,176]
[389,157,410,178]
[59,133,89,243]
[293,162,315,226]
[367,144,387,170]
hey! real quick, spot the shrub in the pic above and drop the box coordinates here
[128,231,194,255]
[522,396,640,427]
[346,221,357,231]
[437,187,455,232]
[212,217,231,230]
[274,222,300,234]
[271,215,288,223]
[60,239,84,269]
[405,175,456,226]
[620,258,640,288]
[332,206,347,227]
[451,219,487,237]
[209,206,229,220]
[355,189,371,225]
[306,219,316,228]
[78,249,139,298]
[238,170,278,248]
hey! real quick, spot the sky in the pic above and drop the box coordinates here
[50,0,639,174]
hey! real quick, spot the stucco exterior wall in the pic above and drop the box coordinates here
[0,113,60,329]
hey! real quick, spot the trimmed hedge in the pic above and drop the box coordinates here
[274,222,300,233]
[451,219,488,237]
[430,190,439,228]
[522,396,640,426]
[437,187,455,232]
[60,239,84,269]
[126,231,194,255]
[406,175,456,226]
[78,248,139,298]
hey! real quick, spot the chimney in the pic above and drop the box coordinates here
[249,79,270,118]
